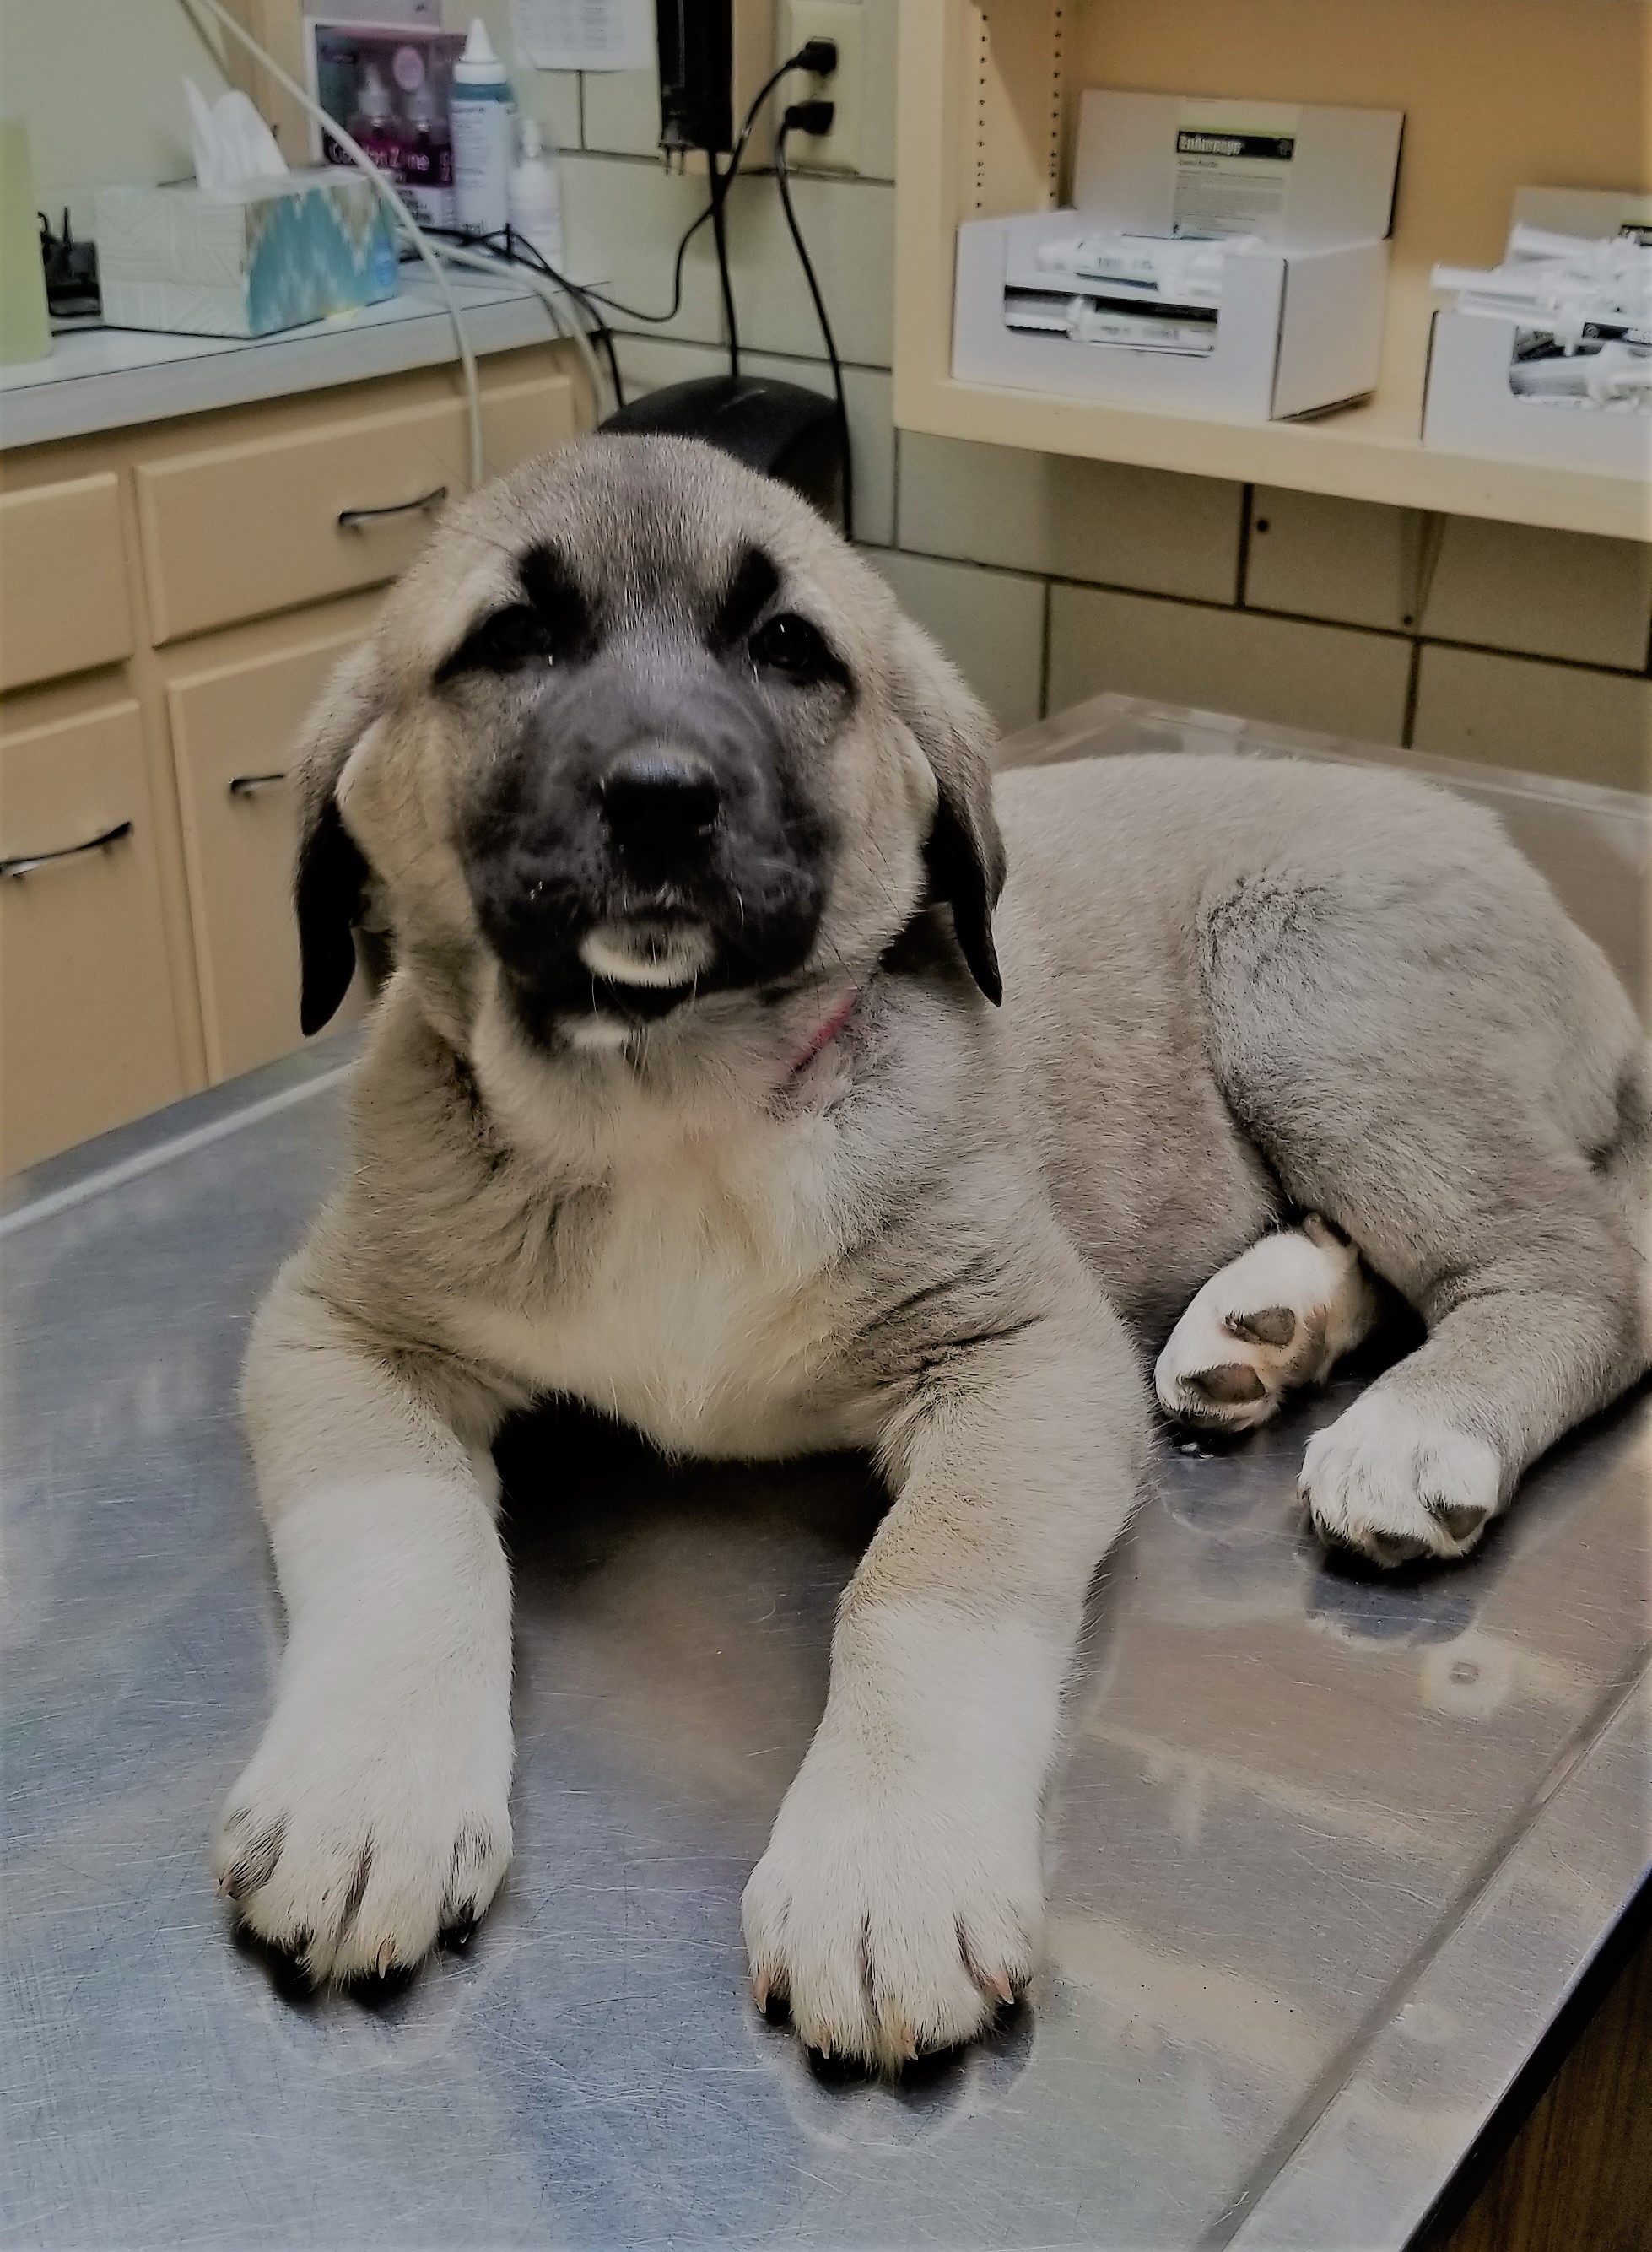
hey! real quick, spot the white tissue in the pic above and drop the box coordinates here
[185,78,288,194]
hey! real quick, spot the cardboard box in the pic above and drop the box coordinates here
[305,20,466,232]
[96,168,397,340]
[952,90,1402,424]
[1423,186,1652,479]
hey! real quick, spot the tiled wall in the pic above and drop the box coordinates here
[493,0,1651,787]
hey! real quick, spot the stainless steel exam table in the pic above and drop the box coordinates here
[3,697,1648,2252]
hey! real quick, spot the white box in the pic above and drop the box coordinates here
[1422,186,1652,480]
[952,89,1403,424]
[1072,93,1401,251]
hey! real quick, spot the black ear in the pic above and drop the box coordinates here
[889,616,1007,1005]
[290,642,385,1036]
[924,791,1002,1006]
[296,797,370,1035]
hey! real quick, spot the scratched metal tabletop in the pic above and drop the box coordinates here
[3,699,1648,2252]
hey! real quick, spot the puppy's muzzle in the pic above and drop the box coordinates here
[461,654,832,1035]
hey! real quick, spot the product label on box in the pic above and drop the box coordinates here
[310,22,463,232]
[1173,102,1300,240]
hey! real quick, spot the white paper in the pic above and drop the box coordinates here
[185,78,289,192]
[511,0,653,73]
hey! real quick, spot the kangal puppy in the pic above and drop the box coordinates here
[216,435,1649,2069]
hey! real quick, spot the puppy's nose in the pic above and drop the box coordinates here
[600,752,721,853]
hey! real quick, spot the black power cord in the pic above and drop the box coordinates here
[550,41,837,334]
[707,149,740,376]
[435,47,852,519]
[423,224,628,409]
[775,104,853,543]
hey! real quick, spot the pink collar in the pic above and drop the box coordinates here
[788,989,859,1076]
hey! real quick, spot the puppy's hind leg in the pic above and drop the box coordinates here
[1155,1215,1382,1433]
[1200,850,1649,1569]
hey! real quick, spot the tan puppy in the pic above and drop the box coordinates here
[216,436,1649,2069]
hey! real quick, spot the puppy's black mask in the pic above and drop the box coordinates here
[448,542,845,1043]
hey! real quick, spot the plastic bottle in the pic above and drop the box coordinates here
[508,116,564,273]
[348,64,404,178]
[402,79,456,231]
[451,18,513,238]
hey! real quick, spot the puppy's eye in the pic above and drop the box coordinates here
[749,612,834,683]
[439,603,556,682]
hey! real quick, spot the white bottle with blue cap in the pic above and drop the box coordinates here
[451,17,514,238]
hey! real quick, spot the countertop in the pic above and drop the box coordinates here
[3,698,1648,2252]
[0,271,572,451]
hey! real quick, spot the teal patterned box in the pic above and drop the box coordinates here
[95,168,398,339]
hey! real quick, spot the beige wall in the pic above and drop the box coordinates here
[8,0,1647,784]
[0,0,231,229]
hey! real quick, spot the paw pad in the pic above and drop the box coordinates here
[1182,1360,1269,1407]
[1225,1304,1297,1348]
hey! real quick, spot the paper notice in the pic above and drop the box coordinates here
[511,0,653,72]
[1173,102,1301,242]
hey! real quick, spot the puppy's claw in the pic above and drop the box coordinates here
[752,1971,769,2012]
[438,1905,478,1953]
[985,1969,1014,2006]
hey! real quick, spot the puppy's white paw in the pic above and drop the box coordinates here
[742,1731,1041,2073]
[1157,1217,1380,1434]
[1300,1391,1504,1566]
[213,1660,511,1994]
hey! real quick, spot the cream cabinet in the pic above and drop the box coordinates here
[165,600,381,1083]
[0,699,184,1169]
[0,341,591,1171]
[0,473,134,693]
[138,372,579,644]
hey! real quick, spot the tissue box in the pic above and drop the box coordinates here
[953,90,1403,423]
[1423,186,1652,479]
[95,168,397,339]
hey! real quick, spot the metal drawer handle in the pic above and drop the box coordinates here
[229,770,288,797]
[0,819,133,880]
[337,484,447,529]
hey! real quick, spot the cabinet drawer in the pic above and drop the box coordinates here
[168,618,369,1082]
[1,701,185,1172]
[136,372,578,645]
[0,473,134,692]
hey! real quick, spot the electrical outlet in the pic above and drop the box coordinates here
[777,0,863,173]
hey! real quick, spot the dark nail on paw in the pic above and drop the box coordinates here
[234,1923,317,2004]
[343,1962,418,2010]
[438,1906,478,1952]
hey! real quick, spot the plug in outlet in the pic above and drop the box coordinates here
[778,0,862,173]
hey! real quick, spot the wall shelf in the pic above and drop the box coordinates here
[893,0,1652,544]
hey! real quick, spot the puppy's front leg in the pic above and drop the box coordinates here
[743,1254,1147,2069]
[213,1267,515,1994]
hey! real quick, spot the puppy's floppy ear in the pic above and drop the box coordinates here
[292,641,383,1037]
[888,615,1007,1005]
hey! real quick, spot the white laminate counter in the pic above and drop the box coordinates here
[0,273,573,451]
